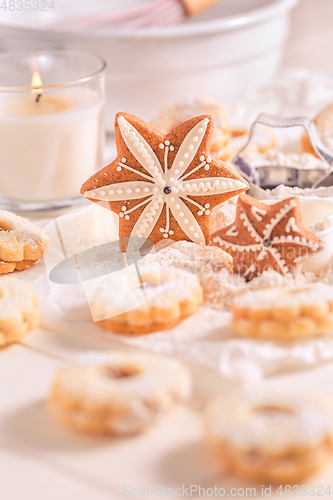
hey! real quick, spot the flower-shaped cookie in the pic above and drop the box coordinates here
[211,194,322,280]
[81,113,248,246]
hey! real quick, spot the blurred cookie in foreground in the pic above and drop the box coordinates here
[0,277,39,346]
[231,284,333,340]
[150,96,230,152]
[48,351,191,435]
[215,124,277,161]
[302,103,333,156]
[205,390,333,482]
[91,265,203,334]
[0,210,50,273]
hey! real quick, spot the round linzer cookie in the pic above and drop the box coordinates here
[80,113,248,247]
[91,265,203,334]
[48,351,192,435]
[231,284,333,340]
[205,390,333,482]
[211,194,321,280]
[0,276,39,345]
[0,210,50,273]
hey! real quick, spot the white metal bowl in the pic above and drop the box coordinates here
[0,0,298,131]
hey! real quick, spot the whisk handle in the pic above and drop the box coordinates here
[181,0,222,16]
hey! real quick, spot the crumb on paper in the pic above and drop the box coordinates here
[141,239,333,313]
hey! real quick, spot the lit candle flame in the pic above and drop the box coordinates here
[31,71,42,102]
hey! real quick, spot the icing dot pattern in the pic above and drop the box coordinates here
[83,115,247,245]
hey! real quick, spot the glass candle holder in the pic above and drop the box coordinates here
[0,50,106,212]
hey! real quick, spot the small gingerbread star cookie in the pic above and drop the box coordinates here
[211,194,322,280]
[80,113,248,246]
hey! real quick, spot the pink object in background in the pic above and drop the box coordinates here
[46,0,223,31]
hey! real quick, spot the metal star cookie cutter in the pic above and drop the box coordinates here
[232,113,333,190]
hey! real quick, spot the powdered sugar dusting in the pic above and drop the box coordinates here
[206,390,333,454]
[91,264,202,321]
[242,149,329,171]
[50,350,191,435]
[211,197,238,234]
[138,238,333,313]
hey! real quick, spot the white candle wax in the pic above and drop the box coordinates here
[0,87,103,201]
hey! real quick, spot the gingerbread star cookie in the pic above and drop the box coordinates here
[211,194,322,280]
[80,113,248,246]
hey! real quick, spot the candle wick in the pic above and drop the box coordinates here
[36,93,42,103]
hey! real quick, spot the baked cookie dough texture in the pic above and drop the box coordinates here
[48,351,191,435]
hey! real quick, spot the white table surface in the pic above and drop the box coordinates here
[3,1,333,499]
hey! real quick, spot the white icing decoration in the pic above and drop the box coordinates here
[213,236,262,253]
[170,118,209,179]
[263,199,297,239]
[172,177,246,195]
[118,116,164,185]
[180,160,206,181]
[133,199,164,239]
[215,199,319,277]
[83,115,246,244]
[161,204,172,237]
[85,181,156,202]
[285,216,300,233]
[169,198,205,244]
[251,206,267,222]
[226,225,238,237]
[118,162,154,181]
